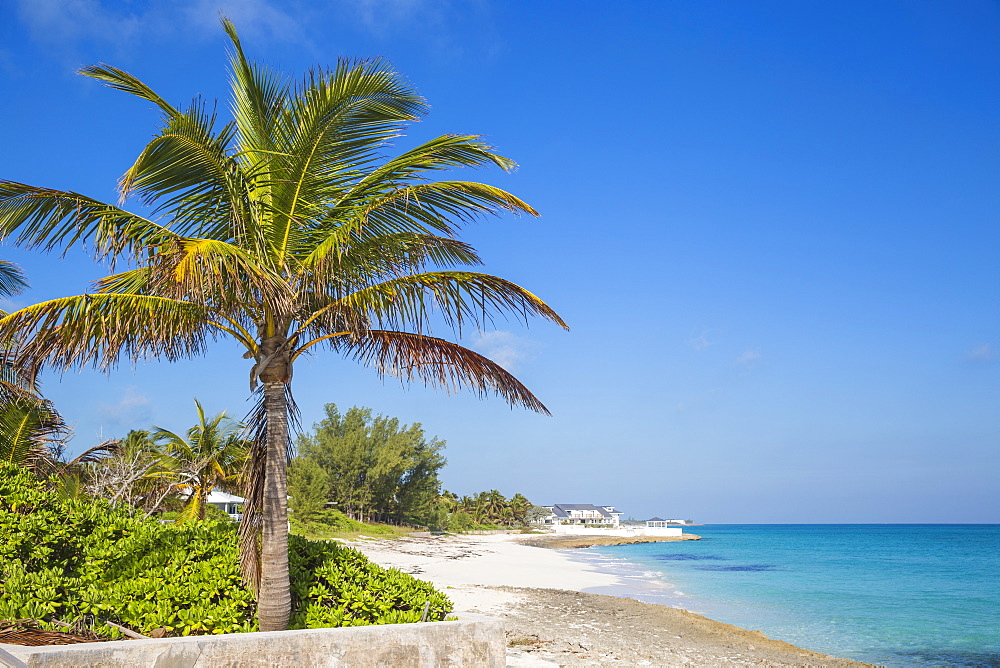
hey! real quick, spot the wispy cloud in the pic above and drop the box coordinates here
[181,0,305,42]
[16,0,306,59]
[472,330,534,372]
[353,0,430,36]
[735,349,762,368]
[688,329,717,351]
[967,344,995,363]
[16,0,143,50]
[346,0,500,62]
[98,386,152,429]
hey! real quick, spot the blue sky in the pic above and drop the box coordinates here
[1,0,997,522]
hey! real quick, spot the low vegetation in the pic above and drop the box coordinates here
[290,508,411,541]
[0,464,451,638]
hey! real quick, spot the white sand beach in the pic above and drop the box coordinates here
[347,533,869,666]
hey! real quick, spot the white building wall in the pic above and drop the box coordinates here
[552,525,683,537]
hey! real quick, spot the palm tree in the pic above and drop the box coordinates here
[0,20,566,630]
[0,395,67,469]
[0,261,68,468]
[0,259,30,402]
[482,489,508,525]
[153,399,248,521]
[509,492,532,526]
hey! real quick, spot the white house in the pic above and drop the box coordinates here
[537,504,623,527]
[205,489,245,520]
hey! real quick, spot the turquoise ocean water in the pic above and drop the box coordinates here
[573,525,999,667]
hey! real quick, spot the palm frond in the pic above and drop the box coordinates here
[0,260,28,298]
[261,58,426,258]
[148,238,289,316]
[358,134,519,187]
[0,182,179,260]
[310,180,537,244]
[119,99,246,242]
[0,396,67,469]
[324,271,568,337]
[223,17,290,168]
[79,64,181,119]
[322,330,550,415]
[0,293,217,373]
[64,438,120,467]
[300,232,482,284]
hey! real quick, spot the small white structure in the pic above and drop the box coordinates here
[642,517,684,537]
[206,489,245,520]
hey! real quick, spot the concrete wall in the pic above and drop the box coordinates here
[0,615,504,668]
[552,525,683,537]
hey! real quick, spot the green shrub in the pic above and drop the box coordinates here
[0,464,450,637]
[157,504,232,523]
[289,536,450,628]
[444,512,502,533]
[290,509,399,539]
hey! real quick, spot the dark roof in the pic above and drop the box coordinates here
[552,503,613,518]
[647,517,666,522]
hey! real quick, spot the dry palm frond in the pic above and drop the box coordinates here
[330,330,550,415]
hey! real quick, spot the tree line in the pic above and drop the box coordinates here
[289,403,537,531]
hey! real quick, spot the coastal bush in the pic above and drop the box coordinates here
[0,464,450,637]
[289,536,450,627]
[158,504,233,523]
[290,508,401,540]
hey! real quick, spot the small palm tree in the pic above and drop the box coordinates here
[0,261,68,468]
[153,399,248,521]
[0,259,31,403]
[0,20,565,630]
[0,395,67,469]
[509,493,532,526]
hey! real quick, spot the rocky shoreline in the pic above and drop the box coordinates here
[501,587,870,666]
[347,534,871,667]
[514,533,702,550]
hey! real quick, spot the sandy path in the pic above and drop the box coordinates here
[346,534,870,667]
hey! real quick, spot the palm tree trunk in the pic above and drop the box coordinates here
[258,379,291,631]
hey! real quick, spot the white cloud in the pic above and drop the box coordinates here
[98,385,152,428]
[16,0,142,48]
[352,0,441,37]
[472,330,534,372]
[735,349,761,368]
[688,329,716,351]
[181,0,305,42]
[967,344,994,363]
[345,0,500,63]
[16,0,305,56]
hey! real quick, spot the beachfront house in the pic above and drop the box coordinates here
[533,506,685,537]
[205,489,245,520]
[536,504,623,527]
